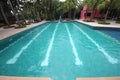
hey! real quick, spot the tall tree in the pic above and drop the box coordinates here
[98,0,118,20]
[22,0,83,20]
[61,0,77,19]
[7,0,20,24]
[16,0,26,23]
[0,0,10,26]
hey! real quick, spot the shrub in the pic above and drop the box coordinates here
[3,26,14,29]
[97,19,104,21]
[25,23,30,25]
[15,24,26,29]
[83,19,95,22]
[66,18,71,21]
[98,21,110,25]
[116,20,120,24]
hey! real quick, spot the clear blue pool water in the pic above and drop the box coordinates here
[0,22,120,80]
[96,28,120,41]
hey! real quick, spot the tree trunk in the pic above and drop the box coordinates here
[36,11,41,21]
[110,9,115,20]
[0,2,10,26]
[68,8,71,19]
[31,0,36,21]
[73,8,76,20]
[116,9,120,19]
[16,0,26,24]
[104,0,113,21]
[104,7,110,21]
[49,0,52,20]
[8,0,20,25]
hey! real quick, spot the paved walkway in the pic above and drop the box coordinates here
[0,76,50,80]
[0,21,47,40]
[76,20,120,28]
[0,76,120,80]
[77,77,120,80]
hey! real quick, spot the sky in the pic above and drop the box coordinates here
[59,0,83,2]
[59,0,66,2]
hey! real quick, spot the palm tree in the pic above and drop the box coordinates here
[22,0,82,20]
[0,0,10,26]
[16,0,26,24]
[110,0,120,19]
[59,0,80,19]
[8,0,20,25]
[98,0,115,21]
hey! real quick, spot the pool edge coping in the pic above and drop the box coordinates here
[75,20,120,29]
[0,76,120,80]
[0,76,51,80]
[77,76,120,80]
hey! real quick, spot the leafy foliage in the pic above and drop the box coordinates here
[98,20,110,25]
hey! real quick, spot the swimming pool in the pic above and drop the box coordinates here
[0,22,120,80]
[96,27,120,41]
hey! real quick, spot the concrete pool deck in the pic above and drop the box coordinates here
[0,76,51,80]
[77,77,120,80]
[0,21,47,40]
[0,76,120,80]
[76,20,120,28]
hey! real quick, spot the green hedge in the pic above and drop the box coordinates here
[15,24,26,29]
[3,26,14,29]
[83,19,95,22]
[116,20,120,24]
[98,21,110,25]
